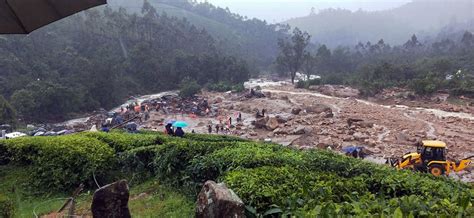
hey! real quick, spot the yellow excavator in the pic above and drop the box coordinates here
[387,140,473,176]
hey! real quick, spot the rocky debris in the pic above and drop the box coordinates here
[291,107,302,115]
[309,85,360,98]
[353,132,369,141]
[91,180,131,218]
[266,117,280,131]
[196,181,244,218]
[252,117,269,129]
[275,114,293,123]
[305,103,332,114]
[347,118,374,128]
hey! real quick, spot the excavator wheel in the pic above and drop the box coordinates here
[429,164,445,176]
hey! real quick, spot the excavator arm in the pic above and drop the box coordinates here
[452,156,474,172]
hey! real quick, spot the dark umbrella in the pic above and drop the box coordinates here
[0,0,107,34]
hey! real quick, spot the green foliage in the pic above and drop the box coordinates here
[0,2,252,123]
[0,136,114,191]
[277,28,311,84]
[80,131,167,152]
[153,138,238,190]
[0,193,15,218]
[183,133,247,142]
[295,78,321,89]
[0,95,16,126]
[179,78,201,98]
[119,145,161,182]
[1,131,473,216]
[189,143,303,185]
[207,82,246,93]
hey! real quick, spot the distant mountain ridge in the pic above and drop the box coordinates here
[284,0,474,47]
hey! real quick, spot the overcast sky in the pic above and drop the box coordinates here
[200,0,412,23]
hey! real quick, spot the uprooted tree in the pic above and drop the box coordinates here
[276,28,311,84]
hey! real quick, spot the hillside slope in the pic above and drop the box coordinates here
[284,0,474,47]
[108,0,288,70]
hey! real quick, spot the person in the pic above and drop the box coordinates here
[126,122,138,133]
[165,123,174,136]
[175,127,185,137]
[228,117,232,126]
[237,112,242,122]
[192,129,195,134]
[208,125,212,134]
[262,109,266,117]
[101,123,110,133]
[215,124,219,134]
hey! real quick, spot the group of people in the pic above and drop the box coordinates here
[207,112,242,134]
[165,123,185,137]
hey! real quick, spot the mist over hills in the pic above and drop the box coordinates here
[284,0,474,47]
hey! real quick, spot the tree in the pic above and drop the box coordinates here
[276,28,311,84]
[179,78,201,98]
[302,52,318,80]
[0,95,16,126]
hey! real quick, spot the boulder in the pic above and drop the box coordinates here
[291,108,302,115]
[353,132,369,141]
[252,117,268,129]
[91,180,131,218]
[266,117,280,131]
[305,104,332,114]
[196,181,244,218]
[273,127,290,135]
[293,126,306,135]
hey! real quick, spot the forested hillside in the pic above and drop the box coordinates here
[0,3,251,123]
[282,30,474,96]
[285,0,474,47]
[110,0,289,70]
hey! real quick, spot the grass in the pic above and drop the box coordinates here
[0,166,194,217]
[0,166,66,217]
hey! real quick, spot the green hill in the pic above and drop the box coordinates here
[109,0,289,70]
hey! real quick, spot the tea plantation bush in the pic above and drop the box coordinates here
[0,136,114,191]
[0,193,15,218]
[1,131,473,216]
[183,133,247,142]
[80,131,167,152]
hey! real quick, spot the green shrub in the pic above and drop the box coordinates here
[1,136,114,191]
[183,134,247,142]
[232,83,245,93]
[153,139,238,190]
[223,166,369,214]
[179,79,201,98]
[0,194,15,218]
[189,143,304,184]
[295,80,307,89]
[81,132,166,152]
[119,145,161,182]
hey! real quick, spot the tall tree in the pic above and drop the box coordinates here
[302,52,318,80]
[0,95,16,126]
[276,28,311,84]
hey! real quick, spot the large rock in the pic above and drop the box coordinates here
[91,180,131,218]
[196,181,244,218]
[305,104,332,114]
[353,132,369,141]
[293,126,306,135]
[252,117,269,129]
[266,117,280,131]
[291,108,302,115]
